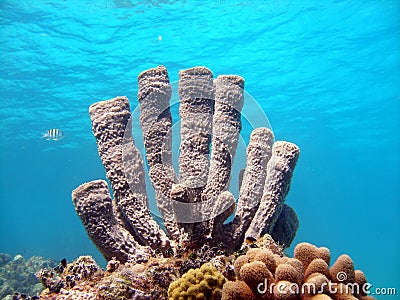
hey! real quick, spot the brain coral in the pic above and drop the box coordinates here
[168,263,227,300]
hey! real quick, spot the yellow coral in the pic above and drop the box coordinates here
[168,263,227,300]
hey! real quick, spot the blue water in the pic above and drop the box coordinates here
[1,0,399,297]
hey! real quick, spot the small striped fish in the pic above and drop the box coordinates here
[42,128,64,141]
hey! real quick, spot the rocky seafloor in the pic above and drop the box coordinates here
[0,253,57,299]
[1,237,375,300]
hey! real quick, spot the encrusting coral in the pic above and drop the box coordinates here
[221,242,376,300]
[72,65,301,264]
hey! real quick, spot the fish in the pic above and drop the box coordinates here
[245,236,256,243]
[60,258,68,268]
[245,236,258,247]
[42,128,64,141]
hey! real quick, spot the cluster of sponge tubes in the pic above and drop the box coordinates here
[72,66,301,263]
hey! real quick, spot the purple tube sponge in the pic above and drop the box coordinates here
[72,66,300,262]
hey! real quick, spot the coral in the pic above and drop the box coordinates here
[65,256,102,281]
[354,270,367,299]
[332,283,358,300]
[275,261,303,286]
[302,273,330,299]
[221,242,376,300]
[95,272,134,299]
[272,257,304,300]
[34,250,234,299]
[28,242,375,300]
[294,242,330,270]
[234,255,250,277]
[35,268,64,293]
[221,281,256,300]
[231,248,277,298]
[0,253,56,299]
[253,248,278,274]
[304,259,330,280]
[72,65,301,264]
[94,256,181,299]
[308,295,333,300]
[37,256,103,296]
[329,255,355,284]
[167,263,227,300]
[239,261,274,291]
